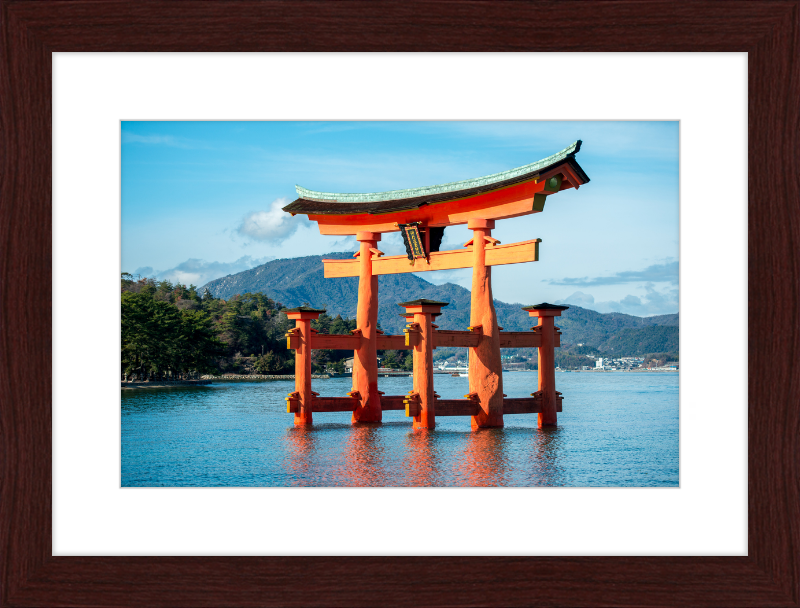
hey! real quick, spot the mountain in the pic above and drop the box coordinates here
[546,306,679,349]
[596,325,679,355]
[201,253,679,352]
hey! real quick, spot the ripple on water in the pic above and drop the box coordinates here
[121,372,679,487]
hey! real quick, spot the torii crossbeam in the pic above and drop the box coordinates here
[282,141,590,429]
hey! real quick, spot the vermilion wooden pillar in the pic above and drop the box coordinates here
[467,218,504,429]
[399,299,448,430]
[523,303,568,427]
[352,231,382,423]
[284,307,325,426]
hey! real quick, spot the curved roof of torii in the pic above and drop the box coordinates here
[283,141,589,217]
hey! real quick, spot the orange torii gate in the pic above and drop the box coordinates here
[282,141,590,429]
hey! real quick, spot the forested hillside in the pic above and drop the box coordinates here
[597,325,679,355]
[121,274,357,380]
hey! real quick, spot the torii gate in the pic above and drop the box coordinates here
[282,141,590,430]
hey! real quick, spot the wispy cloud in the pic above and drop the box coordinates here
[326,236,359,252]
[556,283,679,316]
[121,131,207,149]
[255,149,509,196]
[235,198,311,245]
[415,268,471,288]
[301,123,366,136]
[131,255,275,288]
[549,261,678,287]
[425,121,679,161]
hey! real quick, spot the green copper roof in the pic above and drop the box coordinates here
[397,299,450,307]
[282,306,327,313]
[296,141,582,204]
[521,303,570,311]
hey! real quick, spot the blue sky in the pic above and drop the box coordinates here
[122,121,679,316]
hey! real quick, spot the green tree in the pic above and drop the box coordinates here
[381,350,404,369]
[122,286,225,379]
[179,309,226,375]
[121,290,182,379]
[253,351,290,374]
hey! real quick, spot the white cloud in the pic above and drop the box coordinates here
[556,291,596,307]
[132,255,274,288]
[378,232,408,256]
[236,198,311,244]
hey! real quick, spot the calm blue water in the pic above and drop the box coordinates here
[121,372,678,487]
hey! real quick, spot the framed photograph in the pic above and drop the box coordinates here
[2,2,798,606]
[119,121,679,490]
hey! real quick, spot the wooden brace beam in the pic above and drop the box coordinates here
[377,335,407,350]
[308,333,362,350]
[294,330,548,351]
[323,239,541,278]
[311,396,361,413]
[497,332,543,349]
[434,399,482,417]
[380,395,406,410]
[433,330,482,348]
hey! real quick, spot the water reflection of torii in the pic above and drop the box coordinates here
[281,141,590,431]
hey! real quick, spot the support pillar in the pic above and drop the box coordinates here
[352,231,382,423]
[466,218,504,429]
[399,299,448,430]
[284,307,326,426]
[523,303,568,427]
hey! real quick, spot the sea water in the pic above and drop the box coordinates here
[121,371,678,487]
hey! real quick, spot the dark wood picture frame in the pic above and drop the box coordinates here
[1,1,798,606]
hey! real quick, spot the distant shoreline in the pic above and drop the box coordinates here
[122,369,677,390]
[562,369,679,373]
[122,380,212,390]
[122,375,331,389]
